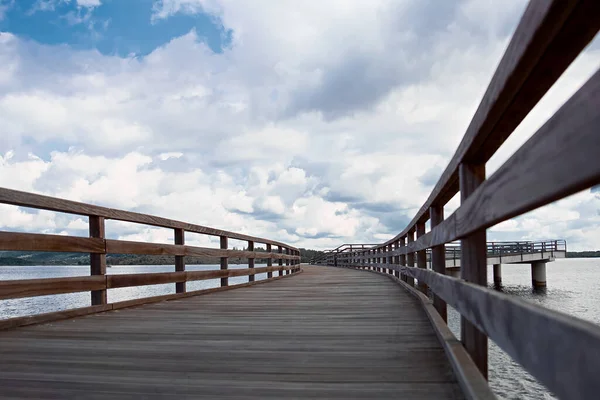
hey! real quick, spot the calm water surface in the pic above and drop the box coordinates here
[1,258,599,399]
[0,264,270,319]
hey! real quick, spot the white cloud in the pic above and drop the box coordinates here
[1,1,599,252]
[66,218,88,230]
[151,0,205,21]
[76,0,101,7]
[158,152,183,161]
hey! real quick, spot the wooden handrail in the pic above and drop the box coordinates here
[0,186,302,324]
[319,1,600,399]
[0,265,297,301]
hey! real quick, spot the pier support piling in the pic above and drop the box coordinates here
[531,261,547,288]
[493,264,502,285]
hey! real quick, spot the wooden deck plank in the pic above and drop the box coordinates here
[0,266,463,399]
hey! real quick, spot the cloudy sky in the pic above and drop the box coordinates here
[0,0,598,251]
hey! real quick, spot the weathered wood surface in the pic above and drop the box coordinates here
[89,216,107,305]
[430,205,447,322]
[174,228,185,293]
[459,163,488,379]
[0,266,297,301]
[0,231,105,253]
[0,266,463,399]
[0,276,106,300]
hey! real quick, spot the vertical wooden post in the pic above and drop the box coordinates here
[89,216,107,305]
[220,236,228,287]
[430,206,447,322]
[382,245,387,272]
[388,244,393,274]
[175,228,185,293]
[388,243,394,275]
[278,246,283,276]
[267,243,273,278]
[394,241,400,278]
[286,248,290,274]
[372,249,375,270]
[406,230,415,286]
[459,162,488,379]
[248,240,255,282]
[417,222,427,294]
[399,237,406,281]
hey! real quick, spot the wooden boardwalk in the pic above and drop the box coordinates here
[0,266,462,399]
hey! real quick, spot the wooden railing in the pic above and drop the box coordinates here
[318,239,566,265]
[0,187,301,329]
[317,2,600,399]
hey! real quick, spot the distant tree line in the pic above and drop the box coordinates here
[566,251,600,258]
[0,248,327,266]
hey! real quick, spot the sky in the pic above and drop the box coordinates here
[0,0,599,251]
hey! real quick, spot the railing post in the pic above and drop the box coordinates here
[400,237,406,282]
[459,162,488,379]
[394,241,400,278]
[374,249,377,270]
[372,249,375,270]
[175,228,185,293]
[371,249,374,270]
[430,206,446,322]
[248,240,255,282]
[417,222,427,294]
[220,236,228,287]
[278,246,283,276]
[387,244,394,275]
[406,230,415,287]
[267,243,273,278]
[286,248,290,274]
[89,216,107,305]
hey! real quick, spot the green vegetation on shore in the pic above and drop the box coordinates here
[566,251,600,258]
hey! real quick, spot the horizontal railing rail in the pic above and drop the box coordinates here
[317,1,600,399]
[0,187,302,329]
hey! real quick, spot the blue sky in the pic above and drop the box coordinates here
[0,0,599,251]
[0,0,230,56]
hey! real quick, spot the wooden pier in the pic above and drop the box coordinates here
[0,266,466,399]
[0,1,600,399]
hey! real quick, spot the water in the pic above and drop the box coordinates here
[1,259,599,399]
[446,258,600,399]
[0,264,270,319]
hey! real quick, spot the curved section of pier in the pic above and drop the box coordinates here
[0,266,463,399]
